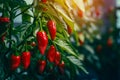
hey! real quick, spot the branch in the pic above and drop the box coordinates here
[14,4,33,18]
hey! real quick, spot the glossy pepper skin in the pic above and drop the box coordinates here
[0,17,10,23]
[47,20,56,40]
[47,45,56,62]
[11,54,20,71]
[38,60,46,73]
[36,31,48,55]
[54,51,61,65]
[21,51,31,69]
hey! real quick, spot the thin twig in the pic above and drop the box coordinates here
[14,5,33,18]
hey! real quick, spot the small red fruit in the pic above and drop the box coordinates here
[78,32,84,46]
[38,60,46,73]
[79,39,84,46]
[0,17,10,23]
[54,51,61,65]
[107,38,113,47]
[95,9,100,17]
[47,45,56,62]
[21,51,31,69]
[11,54,20,71]
[36,31,48,55]
[41,0,47,4]
[67,25,72,35]
[78,9,83,18]
[108,6,114,13]
[47,20,56,40]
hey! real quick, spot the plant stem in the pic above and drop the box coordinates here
[14,5,32,18]
[9,12,14,52]
[39,17,43,31]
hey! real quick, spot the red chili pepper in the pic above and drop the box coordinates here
[54,51,61,65]
[36,31,48,55]
[47,20,56,40]
[95,9,100,17]
[38,60,46,73]
[21,51,31,69]
[78,9,83,18]
[67,25,72,35]
[108,6,114,13]
[47,45,56,62]
[79,39,84,46]
[11,54,20,71]
[59,61,65,74]
[0,17,10,23]
[107,38,113,47]
[41,0,47,3]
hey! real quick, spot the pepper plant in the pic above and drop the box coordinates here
[0,0,104,80]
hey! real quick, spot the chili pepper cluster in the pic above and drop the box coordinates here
[36,20,64,73]
[10,51,31,70]
[10,20,64,74]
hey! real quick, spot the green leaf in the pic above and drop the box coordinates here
[84,45,94,54]
[67,56,88,74]
[54,39,77,56]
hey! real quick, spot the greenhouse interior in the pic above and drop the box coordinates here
[0,0,120,80]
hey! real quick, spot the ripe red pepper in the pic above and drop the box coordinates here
[108,6,114,13]
[36,31,48,55]
[67,25,72,35]
[41,0,47,3]
[21,51,31,69]
[78,9,83,18]
[38,60,46,73]
[95,9,100,17]
[10,54,20,71]
[54,51,61,65]
[59,61,65,74]
[47,20,56,40]
[107,38,113,47]
[79,39,84,46]
[0,17,10,23]
[47,45,56,62]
